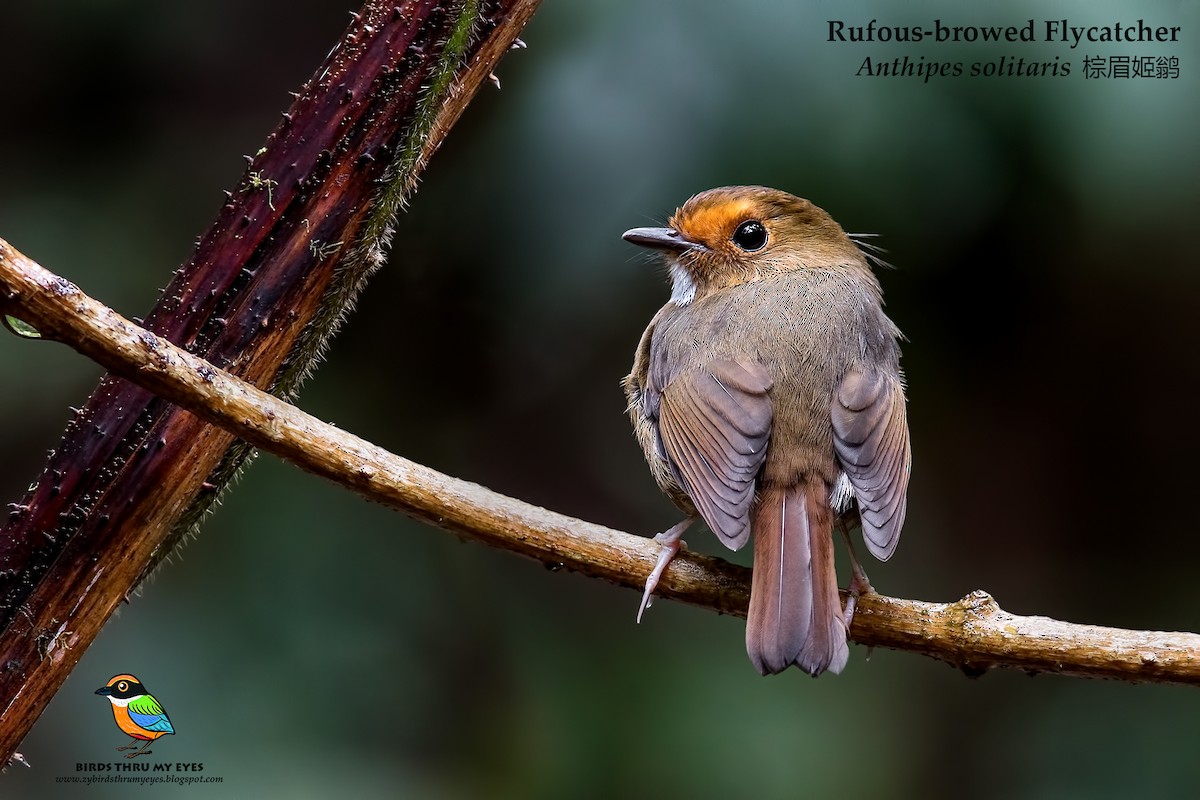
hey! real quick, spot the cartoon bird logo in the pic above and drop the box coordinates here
[94,674,175,758]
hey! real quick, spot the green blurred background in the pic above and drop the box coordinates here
[2,1,1198,797]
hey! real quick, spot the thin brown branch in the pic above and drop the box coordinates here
[0,0,540,763]
[4,239,1199,688]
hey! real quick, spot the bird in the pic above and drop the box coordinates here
[622,185,910,676]
[95,674,175,758]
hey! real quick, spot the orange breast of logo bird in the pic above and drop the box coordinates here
[110,703,169,741]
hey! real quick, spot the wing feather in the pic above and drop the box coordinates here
[128,695,174,734]
[658,360,773,550]
[832,367,910,560]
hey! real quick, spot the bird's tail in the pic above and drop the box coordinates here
[745,481,849,676]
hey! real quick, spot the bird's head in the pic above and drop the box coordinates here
[96,674,146,705]
[623,185,868,306]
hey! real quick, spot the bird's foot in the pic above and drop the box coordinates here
[637,518,694,623]
[841,568,875,629]
[837,521,875,628]
[125,750,152,759]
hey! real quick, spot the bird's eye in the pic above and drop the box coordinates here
[117,682,127,692]
[732,220,767,251]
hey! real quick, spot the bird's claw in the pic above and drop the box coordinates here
[637,519,693,623]
[837,521,875,628]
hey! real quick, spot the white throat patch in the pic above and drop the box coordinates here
[668,261,697,306]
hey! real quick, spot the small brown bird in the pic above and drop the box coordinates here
[622,186,910,676]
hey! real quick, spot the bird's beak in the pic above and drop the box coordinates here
[622,227,705,253]
[95,686,112,696]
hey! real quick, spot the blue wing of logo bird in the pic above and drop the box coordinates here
[128,696,175,735]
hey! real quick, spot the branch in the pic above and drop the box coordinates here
[5,240,1200,688]
[0,0,540,763]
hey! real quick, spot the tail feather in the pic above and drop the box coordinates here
[745,482,849,676]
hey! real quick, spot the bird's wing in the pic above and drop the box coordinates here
[831,366,910,560]
[128,695,175,734]
[657,360,773,550]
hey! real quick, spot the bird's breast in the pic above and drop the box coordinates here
[110,705,155,740]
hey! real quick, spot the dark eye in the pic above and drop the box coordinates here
[117,682,127,692]
[732,220,767,251]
